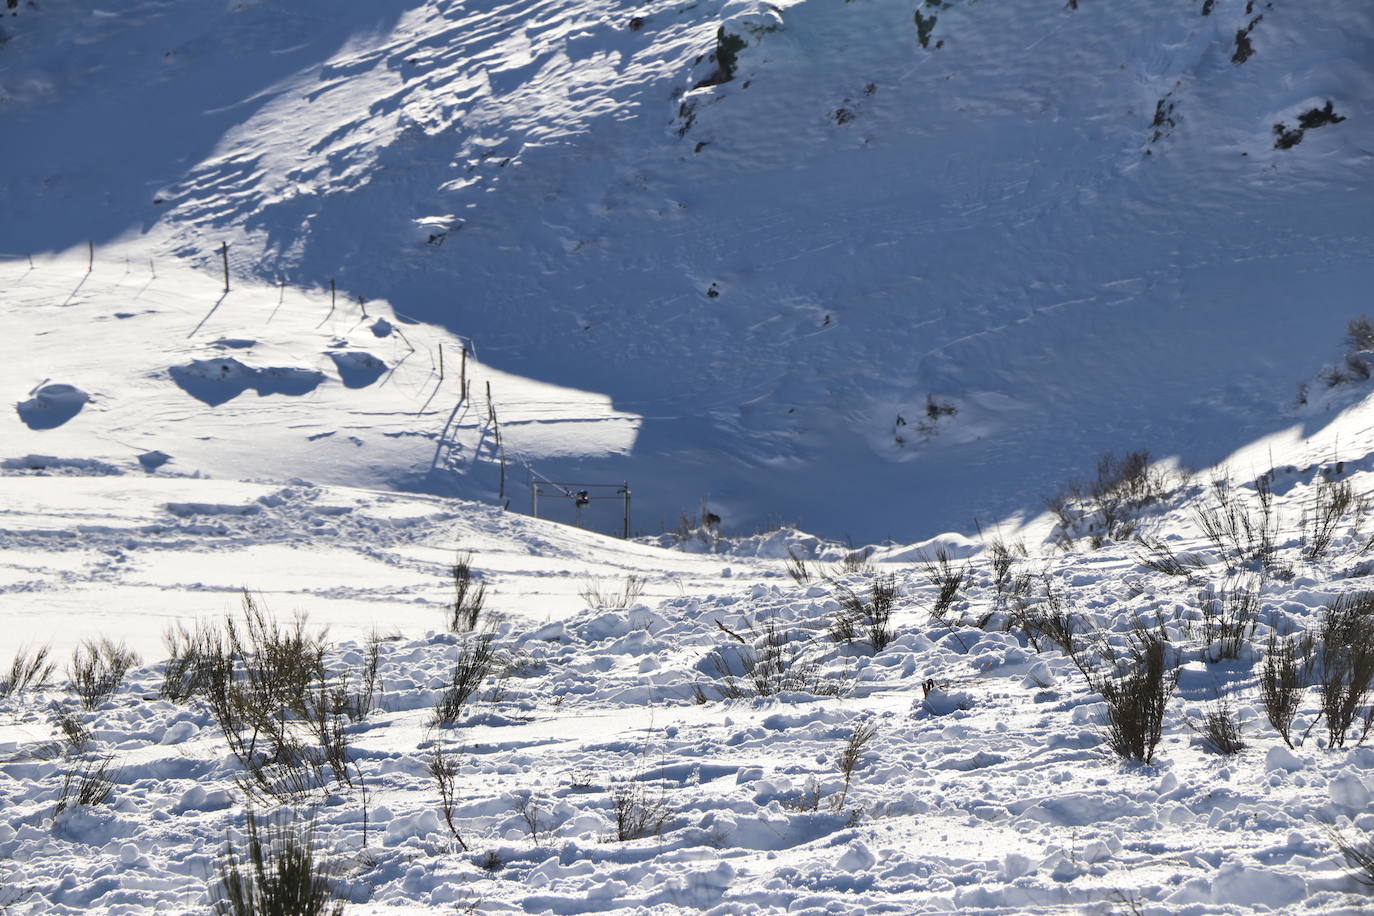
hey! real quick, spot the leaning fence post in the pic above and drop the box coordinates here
[87,240,93,274]
[220,242,230,293]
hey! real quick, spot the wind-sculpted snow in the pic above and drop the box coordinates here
[3,0,1372,537]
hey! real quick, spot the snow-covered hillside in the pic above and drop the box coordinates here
[10,1,1374,912]
[7,462,1374,912]
[4,0,1371,538]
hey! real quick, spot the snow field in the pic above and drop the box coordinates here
[7,462,1374,911]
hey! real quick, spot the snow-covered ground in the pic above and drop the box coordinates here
[6,461,1374,912]
[7,0,1374,912]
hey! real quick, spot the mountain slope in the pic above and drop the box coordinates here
[3,0,1372,538]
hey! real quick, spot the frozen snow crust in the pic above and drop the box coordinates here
[7,462,1374,911]
[3,0,1373,539]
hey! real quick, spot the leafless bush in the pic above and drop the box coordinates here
[68,638,139,710]
[513,790,550,845]
[1196,578,1260,661]
[708,619,846,699]
[1191,476,1280,575]
[449,552,487,632]
[923,547,966,613]
[579,574,646,610]
[1259,630,1314,749]
[0,645,53,699]
[1348,315,1374,355]
[229,593,330,712]
[53,755,118,816]
[827,608,859,645]
[611,781,671,842]
[1303,478,1361,561]
[303,685,355,789]
[1047,450,1172,547]
[428,742,470,851]
[834,721,878,810]
[833,574,898,651]
[432,632,499,726]
[1187,700,1246,755]
[1132,534,1206,579]
[161,620,227,703]
[190,595,342,802]
[1318,592,1374,749]
[785,548,813,586]
[1013,578,1101,685]
[1094,629,1178,763]
[211,809,345,916]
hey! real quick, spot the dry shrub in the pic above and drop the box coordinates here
[69,638,138,710]
[1259,630,1314,749]
[211,809,344,916]
[0,645,54,699]
[1318,593,1374,749]
[1094,629,1178,764]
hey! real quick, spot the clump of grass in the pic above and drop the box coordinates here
[611,781,671,842]
[449,552,487,632]
[1259,630,1314,748]
[53,755,119,816]
[921,547,969,650]
[579,574,646,610]
[432,632,499,727]
[1132,534,1206,579]
[68,638,139,710]
[1094,629,1178,764]
[1303,477,1361,561]
[708,619,846,699]
[211,809,345,916]
[0,645,54,699]
[784,548,813,586]
[1188,699,1246,755]
[833,574,898,651]
[833,721,878,810]
[1196,577,1260,661]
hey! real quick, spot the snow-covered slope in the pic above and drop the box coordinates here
[8,462,1374,912]
[4,0,1372,538]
